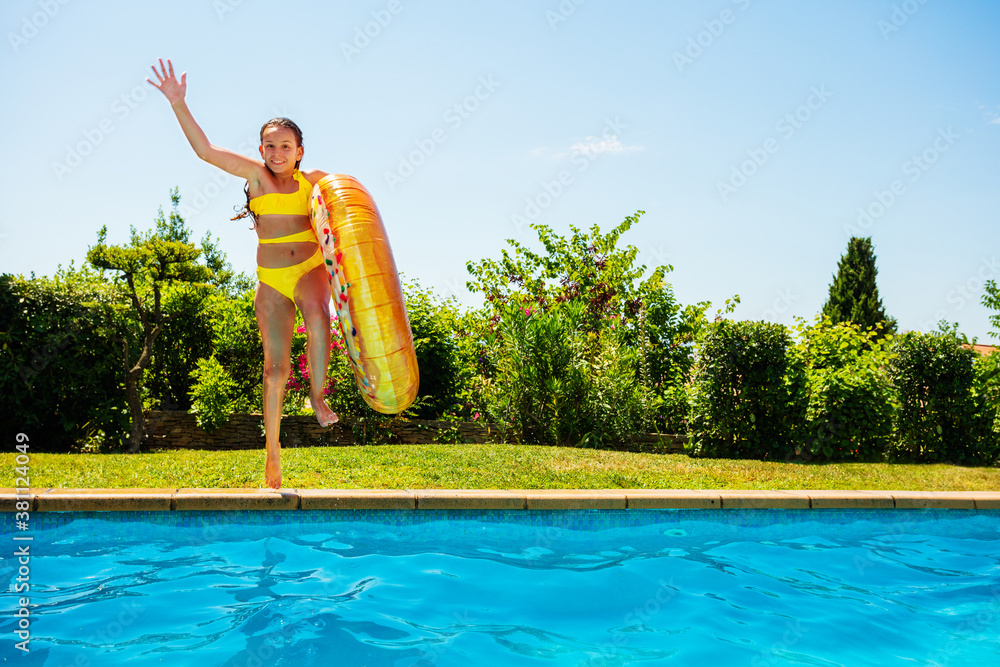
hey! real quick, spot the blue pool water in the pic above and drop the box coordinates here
[2,508,999,666]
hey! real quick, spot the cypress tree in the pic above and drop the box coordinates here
[822,237,896,338]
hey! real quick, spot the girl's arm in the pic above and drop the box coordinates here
[148,59,262,183]
[302,169,330,185]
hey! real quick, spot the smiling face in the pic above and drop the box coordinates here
[259,126,303,174]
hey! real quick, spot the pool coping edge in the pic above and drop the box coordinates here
[3,489,1000,511]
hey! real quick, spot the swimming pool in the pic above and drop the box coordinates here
[2,508,999,665]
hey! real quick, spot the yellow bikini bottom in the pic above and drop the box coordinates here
[257,248,325,301]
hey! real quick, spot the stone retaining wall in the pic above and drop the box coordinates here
[143,411,685,451]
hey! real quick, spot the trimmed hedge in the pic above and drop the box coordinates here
[688,320,794,459]
[789,319,893,461]
[888,331,998,465]
[0,270,128,451]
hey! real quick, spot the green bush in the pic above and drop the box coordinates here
[188,355,237,432]
[182,288,263,426]
[973,350,1000,438]
[788,319,893,461]
[482,301,651,446]
[206,289,263,411]
[146,281,215,410]
[688,320,794,459]
[887,330,998,465]
[657,382,691,434]
[403,281,467,419]
[464,212,709,441]
[0,267,128,451]
[579,323,654,445]
[482,302,586,444]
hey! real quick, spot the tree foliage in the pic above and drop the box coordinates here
[0,265,128,451]
[887,328,998,464]
[982,279,1000,340]
[466,212,709,389]
[821,237,896,339]
[86,188,216,451]
[787,317,893,461]
[403,280,468,419]
[687,320,794,459]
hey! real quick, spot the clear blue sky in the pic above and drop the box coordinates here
[3,0,998,341]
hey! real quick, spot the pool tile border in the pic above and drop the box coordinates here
[4,489,1000,512]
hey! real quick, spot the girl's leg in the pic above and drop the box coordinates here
[296,265,338,426]
[255,282,297,489]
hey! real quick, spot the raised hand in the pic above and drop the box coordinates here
[147,58,186,105]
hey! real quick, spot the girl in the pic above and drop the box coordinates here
[148,59,338,489]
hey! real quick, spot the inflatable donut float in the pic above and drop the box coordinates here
[310,175,419,414]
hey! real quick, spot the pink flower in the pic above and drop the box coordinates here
[473,412,480,421]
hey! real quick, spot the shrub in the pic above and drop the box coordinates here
[788,319,893,461]
[887,330,997,465]
[687,320,794,459]
[0,267,129,451]
[482,301,651,446]
[403,281,467,419]
[656,382,691,434]
[283,313,358,418]
[188,356,237,432]
[973,350,1000,438]
[482,302,587,444]
[182,288,263,426]
[207,289,263,411]
[146,281,215,410]
[580,324,654,445]
[464,212,709,441]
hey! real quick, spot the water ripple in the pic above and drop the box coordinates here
[2,509,998,665]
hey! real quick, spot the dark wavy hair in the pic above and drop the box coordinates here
[231,117,304,226]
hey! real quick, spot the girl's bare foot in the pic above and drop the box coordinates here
[309,396,339,427]
[265,447,282,489]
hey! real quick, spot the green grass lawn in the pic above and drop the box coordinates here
[5,444,999,490]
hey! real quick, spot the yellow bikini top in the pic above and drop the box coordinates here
[249,170,311,217]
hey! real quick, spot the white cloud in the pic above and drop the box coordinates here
[989,116,1000,125]
[568,135,643,156]
[530,135,644,160]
